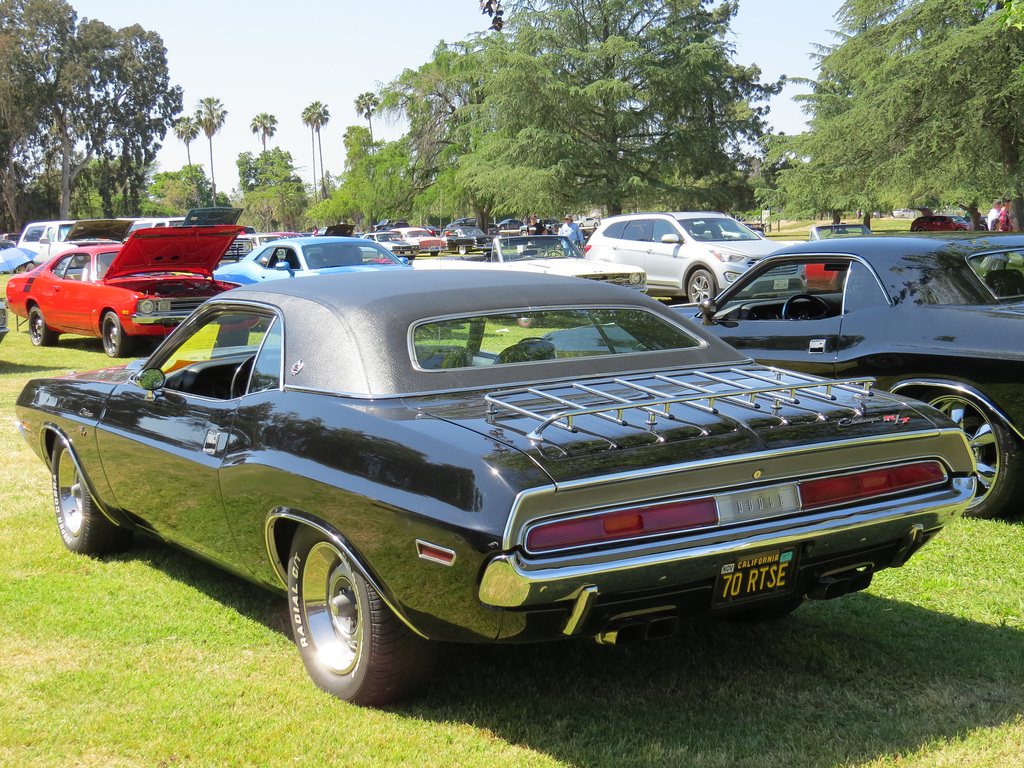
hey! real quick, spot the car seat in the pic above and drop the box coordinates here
[496,338,557,364]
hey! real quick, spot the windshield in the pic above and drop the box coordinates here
[498,236,583,261]
[677,217,762,243]
[375,233,401,242]
[966,250,1024,300]
[302,242,404,268]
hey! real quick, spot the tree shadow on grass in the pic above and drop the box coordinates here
[113,537,1024,768]
[404,594,1023,768]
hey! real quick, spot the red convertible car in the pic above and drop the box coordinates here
[6,223,242,357]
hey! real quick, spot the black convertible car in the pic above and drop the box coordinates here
[16,270,974,705]
[687,234,1024,519]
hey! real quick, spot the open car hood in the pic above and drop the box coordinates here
[104,225,243,279]
[66,219,134,242]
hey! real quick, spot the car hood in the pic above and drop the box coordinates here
[106,225,243,279]
[66,219,134,242]
[705,238,789,257]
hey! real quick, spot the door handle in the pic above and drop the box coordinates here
[808,339,827,354]
[203,430,228,455]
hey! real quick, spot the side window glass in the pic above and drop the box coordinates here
[622,219,653,242]
[52,254,75,279]
[23,226,44,243]
[843,261,888,313]
[63,253,89,281]
[157,311,274,399]
[601,221,627,240]
[652,219,677,242]
[248,319,283,393]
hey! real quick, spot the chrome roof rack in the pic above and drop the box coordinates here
[485,366,875,442]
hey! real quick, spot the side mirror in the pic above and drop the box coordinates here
[661,233,681,244]
[134,367,166,391]
[698,298,718,325]
[274,261,294,275]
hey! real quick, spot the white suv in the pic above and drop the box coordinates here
[584,211,786,302]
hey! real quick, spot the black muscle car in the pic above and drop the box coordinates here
[16,270,975,706]
[686,233,1024,520]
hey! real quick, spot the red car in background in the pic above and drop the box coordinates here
[910,208,971,232]
[6,223,241,357]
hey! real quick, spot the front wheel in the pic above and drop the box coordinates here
[52,440,132,554]
[924,390,1024,519]
[686,269,717,303]
[287,528,436,706]
[458,244,469,255]
[101,311,134,358]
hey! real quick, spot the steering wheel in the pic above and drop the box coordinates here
[230,356,255,399]
[781,293,829,320]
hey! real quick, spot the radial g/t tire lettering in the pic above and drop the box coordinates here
[287,527,436,706]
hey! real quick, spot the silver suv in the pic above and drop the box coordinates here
[584,211,786,302]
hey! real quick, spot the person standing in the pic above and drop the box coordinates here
[527,215,547,235]
[999,200,1013,231]
[987,200,1002,231]
[559,215,584,246]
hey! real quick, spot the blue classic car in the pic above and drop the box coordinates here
[213,236,408,284]
[15,270,975,706]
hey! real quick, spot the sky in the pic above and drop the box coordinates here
[68,0,846,196]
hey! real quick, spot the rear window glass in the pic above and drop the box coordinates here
[412,308,702,370]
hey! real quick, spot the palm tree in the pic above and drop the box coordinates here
[301,101,330,201]
[249,112,278,152]
[173,116,200,170]
[195,97,228,202]
[354,92,380,145]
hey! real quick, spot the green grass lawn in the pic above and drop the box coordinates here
[1,275,1023,767]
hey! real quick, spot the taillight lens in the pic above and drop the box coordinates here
[799,461,946,511]
[525,498,718,553]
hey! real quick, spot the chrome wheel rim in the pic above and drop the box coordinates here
[929,395,997,510]
[689,274,713,302]
[56,449,85,536]
[103,318,119,355]
[30,313,43,344]
[302,542,361,675]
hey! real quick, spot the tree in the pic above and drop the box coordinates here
[195,97,227,201]
[766,1,1023,227]
[249,112,277,152]
[173,115,199,170]
[0,0,181,219]
[236,147,306,230]
[354,92,380,145]
[473,0,779,217]
[301,101,330,202]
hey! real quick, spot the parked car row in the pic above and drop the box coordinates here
[10,209,1024,712]
[14,268,977,708]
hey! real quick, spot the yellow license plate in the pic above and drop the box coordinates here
[714,548,796,605]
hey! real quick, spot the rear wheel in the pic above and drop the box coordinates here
[101,311,134,358]
[287,527,436,706]
[52,440,132,554]
[28,306,58,346]
[924,390,1024,519]
[686,269,717,303]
